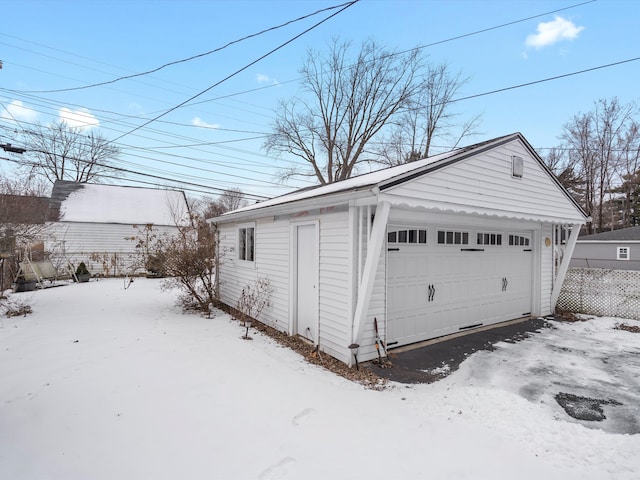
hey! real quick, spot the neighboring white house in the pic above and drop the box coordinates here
[209,133,589,365]
[45,180,190,276]
[570,226,640,271]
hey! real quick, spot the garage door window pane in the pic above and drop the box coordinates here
[388,231,397,243]
[398,230,407,243]
[438,230,469,245]
[419,230,427,244]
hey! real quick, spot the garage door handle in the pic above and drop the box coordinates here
[502,277,508,292]
[427,284,436,302]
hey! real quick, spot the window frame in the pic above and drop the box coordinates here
[387,227,428,245]
[437,229,469,246]
[238,223,256,262]
[477,231,503,246]
[617,246,630,261]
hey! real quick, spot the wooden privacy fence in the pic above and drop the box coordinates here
[557,267,640,321]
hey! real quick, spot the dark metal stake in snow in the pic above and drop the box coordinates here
[243,319,253,340]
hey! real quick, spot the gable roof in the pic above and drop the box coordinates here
[48,180,190,226]
[578,226,640,241]
[211,133,588,224]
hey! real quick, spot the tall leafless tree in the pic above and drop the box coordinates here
[264,38,425,184]
[21,121,120,184]
[376,63,481,166]
[203,188,248,219]
[612,121,640,227]
[560,98,638,233]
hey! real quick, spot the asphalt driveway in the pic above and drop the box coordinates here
[368,315,640,434]
[369,317,549,384]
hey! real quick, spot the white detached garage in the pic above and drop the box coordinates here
[210,133,588,365]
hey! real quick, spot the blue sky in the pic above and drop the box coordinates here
[1,0,638,201]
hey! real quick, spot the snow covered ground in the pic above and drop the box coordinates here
[1,278,639,480]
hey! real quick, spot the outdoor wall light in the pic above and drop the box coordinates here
[243,318,253,340]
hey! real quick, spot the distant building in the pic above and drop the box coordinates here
[570,226,640,271]
[45,180,190,276]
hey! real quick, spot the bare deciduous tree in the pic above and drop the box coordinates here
[203,188,248,219]
[561,98,638,233]
[612,121,640,227]
[21,121,119,184]
[264,38,424,184]
[376,63,481,166]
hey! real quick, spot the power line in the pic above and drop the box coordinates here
[446,56,640,105]
[109,1,359,144]
[2,1,357,94]
[0,153,269,201]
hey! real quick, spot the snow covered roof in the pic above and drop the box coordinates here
[212,133,586,223]
[48,181,189,226]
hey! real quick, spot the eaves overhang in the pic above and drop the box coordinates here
[208,187,375,225]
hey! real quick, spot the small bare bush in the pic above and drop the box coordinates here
[235,277,272,325]
[158,214,217,312]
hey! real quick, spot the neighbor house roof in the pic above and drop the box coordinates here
[578,226,640,242]
[211,132,588,224]
[47,180,190,225]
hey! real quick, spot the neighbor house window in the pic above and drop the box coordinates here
[238,225,255,261]
[617,246,630,260]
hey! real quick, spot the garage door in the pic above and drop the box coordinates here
[386,226,533,348]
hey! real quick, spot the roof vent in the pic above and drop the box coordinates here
[512,155,524,178]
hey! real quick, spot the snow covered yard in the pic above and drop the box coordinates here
[1,279,639,480]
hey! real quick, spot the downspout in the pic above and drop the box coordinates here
[351,201,390,351]
[550,224,581,312]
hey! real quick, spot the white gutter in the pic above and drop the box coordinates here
[208,189,374,225]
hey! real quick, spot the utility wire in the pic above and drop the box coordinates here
[109,1,359,144]
[446,56,640,106]
[4,1,357,94]
[0,154,269,201]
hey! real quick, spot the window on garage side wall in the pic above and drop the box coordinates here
[238,224,255,262]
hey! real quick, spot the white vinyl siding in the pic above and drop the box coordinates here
[44,221,181,276]
[383,140,585,224]
[218,218,289,332]
[318,211,351,363]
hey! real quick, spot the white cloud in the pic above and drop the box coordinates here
[526,16,584,49]
[0,100,39,122]
[256,73,280,86]
[192,117,220,129]
[59,107,99,130]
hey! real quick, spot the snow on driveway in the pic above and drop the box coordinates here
[448,315,640,435]
[1,278,639,480]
